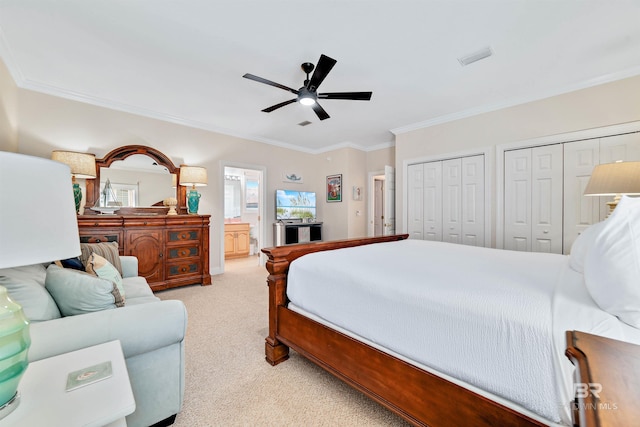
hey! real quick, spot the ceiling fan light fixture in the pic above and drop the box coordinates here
[299,96,316,106]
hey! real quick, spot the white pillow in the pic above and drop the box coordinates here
[569,220,607,273]
[584,196,640,328]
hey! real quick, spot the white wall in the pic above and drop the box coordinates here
[395,74,640,245]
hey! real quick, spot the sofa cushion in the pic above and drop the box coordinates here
[59,257,85,271]
[0,264,61,322]
[86,253,126,301]
[80,242,122,275]
[45,264,124,316]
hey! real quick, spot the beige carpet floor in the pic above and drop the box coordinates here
[157,256,410,427]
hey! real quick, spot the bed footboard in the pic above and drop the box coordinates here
[261,234,409,365]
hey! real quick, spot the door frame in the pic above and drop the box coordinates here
[368,170,385,236]
[220,161,267,272]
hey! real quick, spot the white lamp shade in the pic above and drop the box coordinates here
[51,150,96,179]
[584,161,640,196]
[179,165,208,187]
[0,152,81,268]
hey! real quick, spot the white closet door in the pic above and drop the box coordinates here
[563,139,601,253]
[407,163,424,239]
[531,145,563,253]
[442,158,462,244]
[461,155,484,246]
[504,149,532,251]
[423,161,443,241]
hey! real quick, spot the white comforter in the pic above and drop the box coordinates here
[286,239,640,426]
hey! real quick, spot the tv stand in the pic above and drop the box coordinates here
[274,221,323,246]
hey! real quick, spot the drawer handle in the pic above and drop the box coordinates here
[94,223,99,226]
[96,239,102,243]
[144,221,148,225]
[181,251,187,256]
[159,253,163,258]
[181,234,187,239]
[181,267,187,272]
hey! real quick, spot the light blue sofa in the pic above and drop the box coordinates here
[0,256,187,427]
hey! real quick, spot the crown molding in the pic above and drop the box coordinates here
[391,66,640,136]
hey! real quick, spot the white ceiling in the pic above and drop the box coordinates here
[1,1,640,153]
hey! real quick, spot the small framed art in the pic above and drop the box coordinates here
[326,174,342,202]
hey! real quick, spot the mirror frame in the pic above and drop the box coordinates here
[85,145,187,215]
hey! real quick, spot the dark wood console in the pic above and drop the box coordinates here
[78,214,211,291]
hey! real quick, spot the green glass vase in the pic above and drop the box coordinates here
[0,285,30,416]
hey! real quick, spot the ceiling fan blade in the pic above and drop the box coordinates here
[243,73,299,95]
[262,98,297,113]
[318,91,372,101]
[311,102,330,121]
[307,54,337,91]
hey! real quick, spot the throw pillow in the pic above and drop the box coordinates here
[80,242,122,275]
[45,264,124,316]
[86,252,126,302]
[58,256,85,271]
[568,219,607,273]
[0,264,62,322]
[584,196,640,328]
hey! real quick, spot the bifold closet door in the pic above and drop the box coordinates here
[461,155,485,246]
[423,161,443,241]
[442,158,462,244]
[407,163,425,239]
[504,145,563,253]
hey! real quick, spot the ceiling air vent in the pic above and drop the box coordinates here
[298,120,312,127]
[458,46,493,66]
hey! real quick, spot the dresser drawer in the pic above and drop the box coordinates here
[167,229,201,244]
[166,261,201,278]
[168,246,199,260]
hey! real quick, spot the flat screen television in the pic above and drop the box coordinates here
[276,189,316,220]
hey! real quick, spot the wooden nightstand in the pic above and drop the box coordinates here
[565,330,640,427]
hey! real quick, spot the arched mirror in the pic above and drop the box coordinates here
[85,145,187,214]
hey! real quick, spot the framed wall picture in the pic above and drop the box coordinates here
[326,174,342,202]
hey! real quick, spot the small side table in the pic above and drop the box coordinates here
[0,340,135,427]
[565,330,640,427]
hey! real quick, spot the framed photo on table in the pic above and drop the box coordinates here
[326,174,342,202]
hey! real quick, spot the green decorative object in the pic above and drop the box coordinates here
[0,285,30,419]
[73,181,82,214]
[187,189,201,214]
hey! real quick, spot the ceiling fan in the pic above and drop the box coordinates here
[243,54,372,121]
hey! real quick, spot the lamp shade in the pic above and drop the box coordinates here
[0,152,81,268]
[584,161,640,196]
[179,165,208,187]
[51,150,96,179]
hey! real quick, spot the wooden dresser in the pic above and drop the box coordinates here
[78,214,211,291]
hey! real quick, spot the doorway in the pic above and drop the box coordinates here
[368,166,395,237]
[222,164,265,272]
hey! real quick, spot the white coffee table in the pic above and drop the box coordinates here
[0,340,135,427]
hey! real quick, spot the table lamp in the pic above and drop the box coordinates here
[179,165,208,214]
[584,161,640,216]
[0,151,81,419]
[51,150,97,214]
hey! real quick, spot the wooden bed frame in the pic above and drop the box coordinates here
[262,235,547,427]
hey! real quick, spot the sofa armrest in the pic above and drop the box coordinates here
[120,256,138,278]
[28,300,187,362]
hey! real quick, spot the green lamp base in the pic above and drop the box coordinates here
[0,390,19,420]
